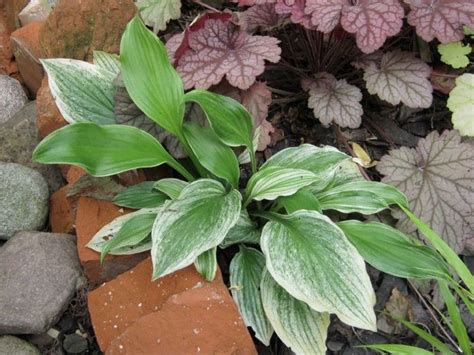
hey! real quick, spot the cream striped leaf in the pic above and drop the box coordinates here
[261,269,330,355]
[220,210,260,248]
[230,246,273,345]
[151,179,241,279]
[41,59,116,125]
[93,51,121,76]
[153,178,188,199]
[194,247,218,281]
[261,210,376,331]
[245,167,319,204]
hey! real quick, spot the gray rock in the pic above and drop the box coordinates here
[0,335,40,354]
[0,232,86,334]
[0,101,64,192]
[0,75,28,124]
[0,163,49,240]
[19,0,53,26]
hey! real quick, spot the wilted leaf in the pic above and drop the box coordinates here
[377,130,474,253]
[447,73,474,137]
[275,0,313,29]
[438,42,472,69]
[355,50,433,108]
[407,0,474,43]
[240,3,288,31]
[136,0,181,34]
[305,72,363,128]
[377,288,413,335]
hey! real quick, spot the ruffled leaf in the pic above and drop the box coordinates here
[136,0,181,34]
[240,3,288,31]
[305,0,347,33]
[438,42,472,69]
[447,73,474,136]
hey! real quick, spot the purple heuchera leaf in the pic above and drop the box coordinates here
[407,0,474,43]
[305,0,347,33]
[305,72,363,128]
[354,50,433,108]
[239,3,288,31]
[275,0,314,29]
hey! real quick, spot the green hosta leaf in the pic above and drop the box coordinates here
[447,73,474,136]
[113,181,168,209]
[33,123,192,179]
[41,58,116,125]
[362,344,432,355]
[230,247,273,345]
[93,51,121,76]
[194,247,217,282]
[261,269,330,354]
[153,178,188,199]
[261,144,350,192]
[317,158,363,193]
[316,181,408,214]
[338,220,450,280]
[245,167,318,204]
[278,189,322,213]
[136,0,181,34]
[220,210,260,248]
[183,122,240,187]
[184,90,254,150]
[87,208,159,255]
[438,42,472,69]
[151,179,241,279]
[121,16,184,136]
[260,210,376,330]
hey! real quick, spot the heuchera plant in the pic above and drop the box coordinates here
[33,17,474,354]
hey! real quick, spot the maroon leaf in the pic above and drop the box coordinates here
[305,72,363,128]
[340,0,404,53]
[354,50,433,108]
[407,0,474,43]
[239,3,288,31]
[305,0,348,33]
[275,0,314,28]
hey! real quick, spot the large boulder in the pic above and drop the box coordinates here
[0,335,40,354]
[0,231,86,334]
[0,74,27,123]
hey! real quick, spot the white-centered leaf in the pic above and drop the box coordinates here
[194,247,218,281]
[93,51,121,76]
[261,269,330,355]
[220,210,261,248]
[261,210,376,330]
[230,247,273,345]
[151,179,241,279]
[447,73,474,137]
[153,178,188,199]
[41,58,117,124]
[136,0,181,34]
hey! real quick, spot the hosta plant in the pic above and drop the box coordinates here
[33,17,474,353]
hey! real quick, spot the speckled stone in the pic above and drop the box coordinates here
[0,75,28,124]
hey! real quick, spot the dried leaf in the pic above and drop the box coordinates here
[407,0,474,43]
[355,50,433,108]
[305,72,363,128]
[136,0,182,33]
[377,288,413,335]
[239,3,288,31]
[438,42,472,69]
[377,130,474,253]
[447,73,474,137]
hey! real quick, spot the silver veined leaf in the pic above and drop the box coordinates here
[194,247,218,282]
[220,210,261,248]
[151,179,241,279]
[261,269,330,355]
[153,178,188,199]
[230,246,273,345]
[93,51,121,76]
[261,210,376,330]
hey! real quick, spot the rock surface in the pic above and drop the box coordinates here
[0,163,49,239]
[0,74,27,123]
[36,75,67,138]
[0,101,64,191]
[0,231,86,334]
[19,0,53,26]
[0,335,40,354]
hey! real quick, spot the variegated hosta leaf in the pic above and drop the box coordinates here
[93,51,121,76]
[41,59,117,124]
[194,247,218,281]
[261,144,350,192]
[151,179,241,279]
[261,269,330,355]
[278,189,322,214]
[87,208,161,255]
[153,178,188,200]
[136,0,181,34]
[261,210,376,330]
[113,181,168,209]
[315,158,363,194]
[230,247,273,345]
[220,210,261,248]
[245,166,319,204]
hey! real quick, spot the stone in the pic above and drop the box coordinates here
[10,21,44,95]
[49,185,75,234]
[39,0,136,62]
[36,75,67,138]
[75,197,147,285]
[0,163,49,240]
[0,231,86,334]
[19,0,53,26]
[0,101,65,192]
[0,335,40,354]
[0,74,27,123]
[2,0,29,31]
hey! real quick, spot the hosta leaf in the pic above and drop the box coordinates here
[305,72,363,129]
[93,51,121,76]
[245,167,319,204]
[194,247,218,281]
[438,42,472,69]
[305,0,346,33]
[447,73,474,137]
[113,181,168,209]
[67,175,124,202]
[151,179,241,279]
[41,59,116,124]
[377,130,474,253]
[407,0,474,43]
[136,0,181,34]
[261,210,376,330]
[240,3,288,31]
[355,50,433,109]
[230,247,273,345]
[220,210,261,248]
[278,189,322,213]
[340,0,404,54]
[261,269,330,354]
[153,178,188,199]
[338,220,450,280]
[317,158,363,193]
